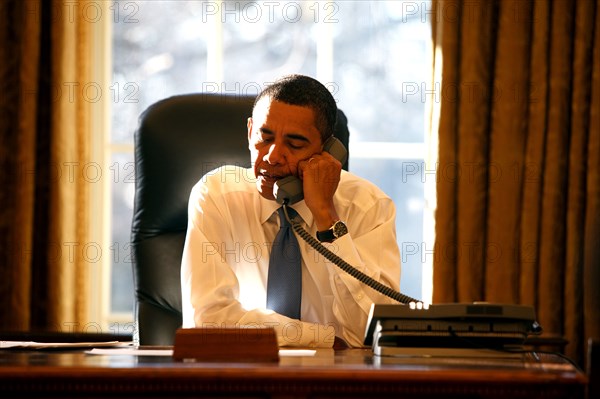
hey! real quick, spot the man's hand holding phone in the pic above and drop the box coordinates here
[299,151,342,231]
[273,136,348,228]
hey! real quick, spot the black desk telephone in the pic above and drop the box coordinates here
[273,136,349,205]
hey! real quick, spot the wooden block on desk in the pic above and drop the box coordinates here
[172,327,279,362]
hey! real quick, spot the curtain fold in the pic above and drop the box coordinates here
[538,0,575,340]
[486,0,531,303]
[0,0,40,330]
[432,0,600,368]
[46,0,92,330]
[432,0,460,302]
[565,0,596,365]
[455,0,496,302]
[0,0,92,331]
[584,0,600,350]
[520,0,550,317]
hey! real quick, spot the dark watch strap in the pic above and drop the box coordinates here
[317,220,348,243]
[317,229,335,242]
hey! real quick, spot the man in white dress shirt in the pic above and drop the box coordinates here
[181,75,401,348]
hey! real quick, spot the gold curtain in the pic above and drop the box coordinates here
[431,0,600,368]
[0,0,93,331]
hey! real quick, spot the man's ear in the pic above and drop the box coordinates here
[247,117,253,143]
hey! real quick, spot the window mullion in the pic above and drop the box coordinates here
[89,0,113,330]
[315,5,334,84]
[207,0,224,83]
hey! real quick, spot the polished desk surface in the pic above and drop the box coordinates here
[0,347,587,398]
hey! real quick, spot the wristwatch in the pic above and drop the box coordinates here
[317,220,348,243]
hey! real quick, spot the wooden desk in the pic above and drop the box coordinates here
[0,348,586,398]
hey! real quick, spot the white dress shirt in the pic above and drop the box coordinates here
[181,165,401,347]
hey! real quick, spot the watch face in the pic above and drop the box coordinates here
[333,221,348,238]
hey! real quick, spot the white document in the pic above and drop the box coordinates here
[86,348,317,357]
[1,341,130,349]
[87,348,173,356]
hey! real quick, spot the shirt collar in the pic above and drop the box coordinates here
[258,195,313,227]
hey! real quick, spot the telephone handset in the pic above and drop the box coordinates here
[273,136,349,205]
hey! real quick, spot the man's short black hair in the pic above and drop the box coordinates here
[254,74,337,141]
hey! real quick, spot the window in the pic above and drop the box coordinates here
[101,0,434,328]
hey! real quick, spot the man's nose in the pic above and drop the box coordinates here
[264,143,286,164]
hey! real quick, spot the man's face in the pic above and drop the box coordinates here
[247,97,323,201]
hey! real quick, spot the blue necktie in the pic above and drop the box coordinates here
[267,207,302,319]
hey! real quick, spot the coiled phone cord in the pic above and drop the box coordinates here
[282,204,420,305]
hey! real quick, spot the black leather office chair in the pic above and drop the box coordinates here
[131,93,350,345]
